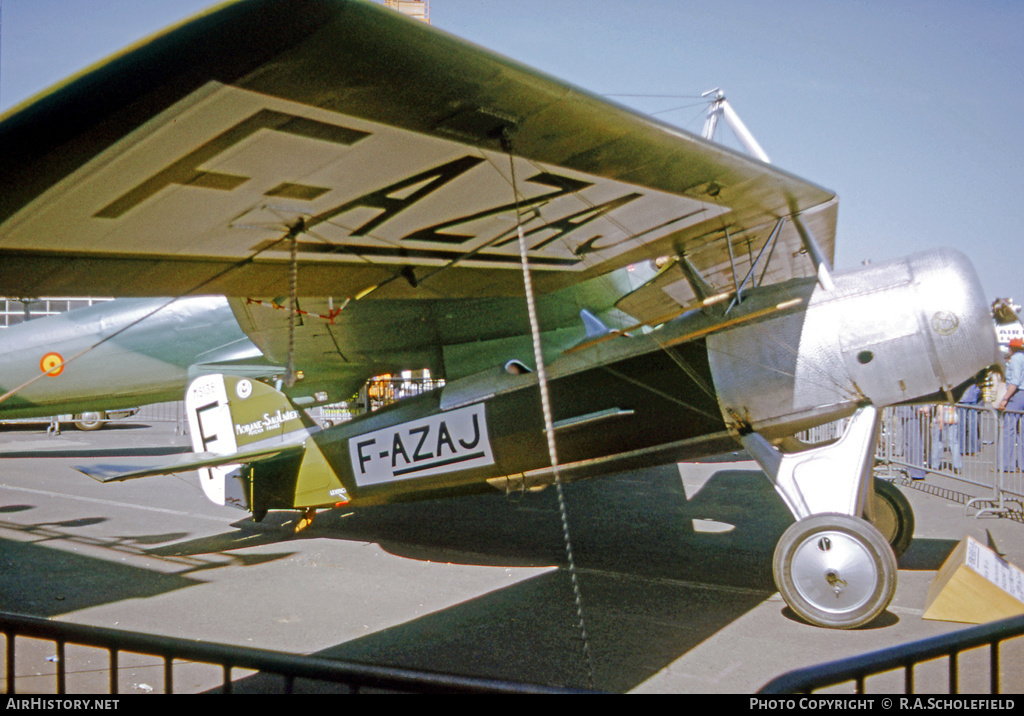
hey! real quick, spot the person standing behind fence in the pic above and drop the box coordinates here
[930,403,961,473]
[897,405,929,480]
[957,381,983,456]
[996,338,1024,470]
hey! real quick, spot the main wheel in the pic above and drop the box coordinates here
[773,513,897,629]
[868,478,915,558]
[74,411,106,431]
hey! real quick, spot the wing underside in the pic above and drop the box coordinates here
[0,0,836,310]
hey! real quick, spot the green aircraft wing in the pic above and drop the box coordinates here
[0,0,835,310]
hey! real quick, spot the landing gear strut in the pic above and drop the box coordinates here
[742,405,908,629]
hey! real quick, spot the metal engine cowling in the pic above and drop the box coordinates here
[707,248,1000,438]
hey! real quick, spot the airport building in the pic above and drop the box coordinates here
[384,0,430,22]
[0,297,111,327]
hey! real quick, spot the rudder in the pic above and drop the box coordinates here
[184,374,314,508]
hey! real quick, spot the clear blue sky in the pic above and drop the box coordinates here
[2,0,1022,302]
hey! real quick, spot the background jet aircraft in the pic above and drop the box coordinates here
[0,0,1001,630]
[0,296,275,423]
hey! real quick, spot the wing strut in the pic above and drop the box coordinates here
[285,221,302,388]
[727,217,786,313]
[678,254,716,301]
[792,213,836,291]
[702,89,833,292]
[724,226,742,299]
[756,220,784,287]
[702,89,771,163]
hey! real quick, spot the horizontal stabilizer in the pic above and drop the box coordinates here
[77,443,303,483]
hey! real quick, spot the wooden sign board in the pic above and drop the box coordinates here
[923,535,1024,624]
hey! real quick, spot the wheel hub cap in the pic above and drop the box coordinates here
[791,530,878,614]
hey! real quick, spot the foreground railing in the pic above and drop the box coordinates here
[1,611,585,694]
[759,613,1024,694]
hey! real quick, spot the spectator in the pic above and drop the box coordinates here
[997,338,1024,470]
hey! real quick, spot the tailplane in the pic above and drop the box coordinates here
[81,375,342,523]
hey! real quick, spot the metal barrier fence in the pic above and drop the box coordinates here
[4,379,444,438]
[361,376,446,412]
[134,379,447,430]
[134,402,188,435]
[0,611,585,694]
[1,403,188,436]
[305,377,446,426]
[758,613,1024,694]
[876,404,1024,518]
[801,405,1024,518]
[19,394,1024,517]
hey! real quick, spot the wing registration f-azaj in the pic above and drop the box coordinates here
[0,0,1001,629]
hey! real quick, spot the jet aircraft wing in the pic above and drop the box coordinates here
[0,0,835,311]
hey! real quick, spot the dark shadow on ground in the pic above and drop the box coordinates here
[0,508,294,616]
[219,465,801,692]
[0,536,203,616]
[3,462,934,692]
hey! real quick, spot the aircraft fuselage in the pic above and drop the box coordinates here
[0,296,260,419]
[228,248,998,513]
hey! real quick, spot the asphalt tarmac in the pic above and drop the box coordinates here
[0,415,1021,694]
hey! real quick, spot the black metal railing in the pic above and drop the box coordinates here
[759,613,1024,694]
[1,611,588,694]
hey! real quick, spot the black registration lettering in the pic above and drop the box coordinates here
[96,109,369,219]
[356,439,376,473]
[458,414,482,450]
[391,433,411,467]
[435,421,456,456]
[310,156,484,236]
[410,425,433,461]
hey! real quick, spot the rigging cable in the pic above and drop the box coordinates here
[503,130,596,689]
[285,220,301,387]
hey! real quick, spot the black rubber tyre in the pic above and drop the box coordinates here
[868,478,915,558]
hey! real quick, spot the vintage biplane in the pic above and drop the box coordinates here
[0,0,1000,629]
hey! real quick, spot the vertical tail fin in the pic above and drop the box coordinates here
[184,374,314,507]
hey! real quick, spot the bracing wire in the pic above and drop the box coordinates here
[504,131,596,690]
